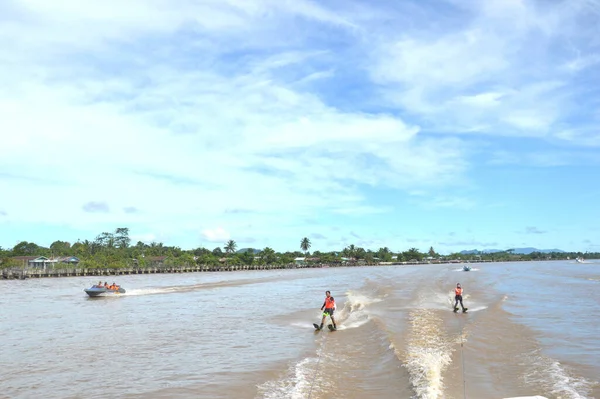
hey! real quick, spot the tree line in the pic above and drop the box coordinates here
[0,228,597,269]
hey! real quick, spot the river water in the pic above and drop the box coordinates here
[1,260,598,399]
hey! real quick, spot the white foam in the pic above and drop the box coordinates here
[463,305,487,312]
[402,309,454,399]
[504,396,548,399]
[522,350,595,399]
[121,288,174,296]
[332,291,383,330]
[257,353,330,399]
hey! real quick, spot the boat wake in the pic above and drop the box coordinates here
[119,277,288,297]
[521,349,597,399]
[400,309,457,399]
[333,291,382,330]
[256,353,330,399]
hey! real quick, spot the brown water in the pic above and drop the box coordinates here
[1,261,598,399]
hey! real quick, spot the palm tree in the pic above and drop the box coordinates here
[300,237,311,255]
[224,240,237,255]
[259,247,277,265]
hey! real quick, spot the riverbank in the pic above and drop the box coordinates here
[2,259,495,279]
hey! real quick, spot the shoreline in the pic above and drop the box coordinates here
[0,258,531,280]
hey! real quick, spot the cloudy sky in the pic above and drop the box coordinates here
[1,0,599,254]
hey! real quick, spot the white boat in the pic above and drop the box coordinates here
[576,257,585,263]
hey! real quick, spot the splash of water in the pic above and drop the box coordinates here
[402,309,455,399]
[335,291,383,330]
[521,350,597,399]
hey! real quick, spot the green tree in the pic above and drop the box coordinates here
[403,247,423,261]
[355,247,367,260]
[193,247,211,256]
[95,232,115,248]
[240,250,254,265]
[50,241,71,256]
[12,241,40,256]
[342,245,356,258]
[300,237,311,255]
[428,246,437,257]
[224,240,237,255]
[197,253,219,266]
[376,247,392,262]
[114,228,131,249]
[259,247,277,265]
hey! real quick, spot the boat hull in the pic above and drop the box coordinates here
[84,287,126,297]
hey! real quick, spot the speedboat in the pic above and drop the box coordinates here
[84,285,126,297]
[462,265,472,271]
[576,257,585,263]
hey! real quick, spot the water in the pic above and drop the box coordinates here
[1,260,598,399]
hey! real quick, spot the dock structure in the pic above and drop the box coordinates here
[1,264,292,279]
[0,259,494,280]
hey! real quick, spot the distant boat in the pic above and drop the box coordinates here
[576,257,585,263]
[462,265,472,271]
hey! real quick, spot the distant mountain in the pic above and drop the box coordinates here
[460,247,565,255]
[510,247,565,254]
[236,248,261,254]
[460,249,503,254]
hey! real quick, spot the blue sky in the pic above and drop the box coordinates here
[1,0,599,254]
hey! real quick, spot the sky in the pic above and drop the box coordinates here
[1,0,599,255]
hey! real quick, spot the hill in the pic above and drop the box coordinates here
[460,247,565,255]
[236,248,261,254]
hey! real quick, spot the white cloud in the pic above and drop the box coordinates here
[368,0,599,139]
[0,0,598,249]
[201,227,231,243]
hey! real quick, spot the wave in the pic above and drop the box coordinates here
[401,309,456,399]
[334,291,383,330]
[120,276,290,297]
[521,349,597,399]
[256,353,330,399]
[259,289,385,397]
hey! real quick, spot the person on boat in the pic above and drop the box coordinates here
[95,281,103,288]
[104,282,109,288]
[318,290,337,330]
[454,283,467,313]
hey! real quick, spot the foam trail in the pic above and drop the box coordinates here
[122,288,178,296]
[402,309,454,399]
[257,353,329,399]
[522,350,597,399]
[335,291,382,330]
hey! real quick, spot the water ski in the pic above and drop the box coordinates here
[453,307,468,313]
[327,324,337,331]
[313,323,321,331]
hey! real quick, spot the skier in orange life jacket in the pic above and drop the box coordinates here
[454,283,468,313]
[319,290,337,330]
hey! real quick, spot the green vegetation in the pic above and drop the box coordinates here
[0,228,598,270]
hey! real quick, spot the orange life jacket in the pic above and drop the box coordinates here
[325,297,335,309]
[455,287,463,296]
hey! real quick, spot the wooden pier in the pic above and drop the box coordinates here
[0,259,494,280]
[0,264,300,280]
